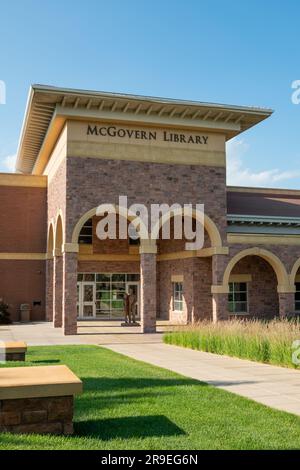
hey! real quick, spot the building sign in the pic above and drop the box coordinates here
[87,124,209,145]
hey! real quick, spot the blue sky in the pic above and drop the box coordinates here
[0,0,300,188]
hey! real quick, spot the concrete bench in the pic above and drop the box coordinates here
[2,341,27,361]
[0,365,83,435]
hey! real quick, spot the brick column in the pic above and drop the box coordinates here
[62,248,78,336]
[140,241,157,334]
[45,258,54,322]
[53,254,63,328]
[278,292,295,318]
[211,290,229,322]
[211,253,229,322]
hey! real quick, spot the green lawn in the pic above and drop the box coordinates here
[1,345,300,450]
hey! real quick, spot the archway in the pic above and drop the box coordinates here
[54,213,64,255]
[223,247,290,291]
[47,222,54,256]
[151,207,222,249]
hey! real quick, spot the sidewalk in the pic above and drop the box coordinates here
[104,341,300,417]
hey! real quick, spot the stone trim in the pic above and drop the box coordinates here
[0,365,82,401]
[229,274,252,283]
[171,274,184,282]
[62,243,79,253]
[0,173,47,188]
[0,253,46,260]
[228,233,300,246]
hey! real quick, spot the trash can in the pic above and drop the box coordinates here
[20,304,31,323]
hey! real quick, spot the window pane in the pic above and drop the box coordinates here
[235,302,247,313]
[127,274,140,282]
[112,274,125,282]
[96,274,111,282]
[83,273,95,282]
[235,292,247,302]
[238,282,247,291]
[111,300,124,309]
[96,291,110,300]
[112,283,126,291]
[96,282,110,291]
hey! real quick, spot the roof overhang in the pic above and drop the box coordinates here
[16,84,273,174]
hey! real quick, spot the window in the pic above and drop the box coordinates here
[295,283,300,311]
[228,282,248,314]
[79,218,93,244]
[173,282,183,311]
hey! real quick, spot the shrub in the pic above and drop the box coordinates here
[0,300,12,325]
[163,319,300,369]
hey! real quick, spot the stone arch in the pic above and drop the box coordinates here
[55,212,64,254]
[222,247,291,292]
[47,221,55,256]
[151,207,222,248]
[290,258,300,285]
[71,205,148,244]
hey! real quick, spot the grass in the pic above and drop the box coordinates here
[1,345,300,449]
[164,319,300,368]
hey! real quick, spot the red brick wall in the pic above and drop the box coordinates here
[65,157,227,245]
[47,159,66,230]
[0,260,45,321]
[157,257,212,322]
[0,186,46,252]
[0,185,46,321]
[77,260,140,273]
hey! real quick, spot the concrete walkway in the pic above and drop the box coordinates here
[0,321,166,345]
[1,322,300,416]
[104,342,300,417]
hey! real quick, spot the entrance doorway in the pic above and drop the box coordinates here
[77,273,140,320]
[77,282,96,319]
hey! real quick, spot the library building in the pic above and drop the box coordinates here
[1,84,300,335]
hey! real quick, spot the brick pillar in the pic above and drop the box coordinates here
[211,253,229,322]
[45,258,54,322]
[212,291,229,322]
[53,255,63,328]
[62,251,78,336]
[140,241,157,334]
[278,292,295,318]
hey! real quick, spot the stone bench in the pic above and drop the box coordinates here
[0,365,83,435]
[2,341,27,361]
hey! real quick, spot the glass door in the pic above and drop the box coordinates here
[77,282,96,319]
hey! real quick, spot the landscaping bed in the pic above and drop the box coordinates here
[164,320,300,368]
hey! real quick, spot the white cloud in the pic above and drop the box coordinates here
[226,139,300,187]
[3,154,17,172]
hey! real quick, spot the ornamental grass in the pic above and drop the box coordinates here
[164,319,300,368]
